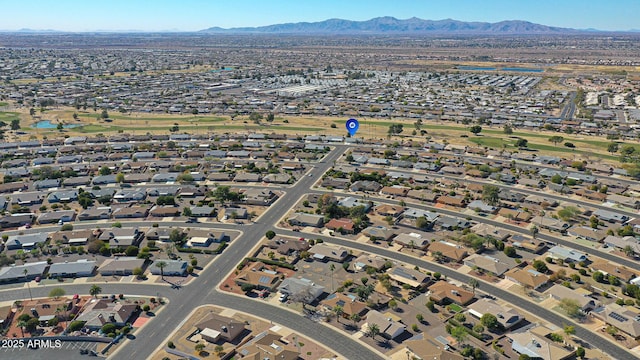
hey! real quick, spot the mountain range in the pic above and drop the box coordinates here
[200,17,583,35]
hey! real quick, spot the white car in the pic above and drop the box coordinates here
[278,293,288,302]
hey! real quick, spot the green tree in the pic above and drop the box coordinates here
[89,284,102,298]
[515,138,528,148]
[504,246,517,257]
[11,119,20,130]
[559,298,583,319]
[480,313,499,330]
[532,259,548,273]
[548,135,564,146]
[557,206,581,221]
[469,125,482,135]
[265,230,276,240]
[607,142,619,154]
[576,346,585,359]
[482,184,500,206]
[451,325,467,344]
[100,109,109,119]
[503,124,513,135]
[99,166,112,176]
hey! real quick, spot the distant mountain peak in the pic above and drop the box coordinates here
[200,17,579,35]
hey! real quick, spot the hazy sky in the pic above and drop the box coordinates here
[3,0,638,32]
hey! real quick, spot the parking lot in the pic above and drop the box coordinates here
[0,341,101,359]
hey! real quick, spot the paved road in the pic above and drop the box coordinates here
[275,228,637,360]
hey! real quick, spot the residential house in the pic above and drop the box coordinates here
[509,234,546,254]
[464,254,511,276]
[236,331,298,360]
[575,188,607,202]
[599,303,640,340]
[530,216,569,233]
[234,261,282,291]
[388,334,464,360]
[428,241,468,263]
[321,177,350,189]
[467,200,498,214]
[185,229,226,247]
[233,172,261,182]
[360,226,396,241]
[149,206,180,217]
[436,195,466,208]
[507,325,575,360]
[195,313,246,344]
[98,257,146,276]
[374,204,404,217]
[406,189,439,203]
[5,233,48,250]
[113,190,147,203]
[504,266,550,291]
[78,207,112,221]
[33,179,61,190]
[545,284,599,312]
[380,186,410,197]
[337,196,371,211]
[309,243,349,262]
[467,298,523,330]
[146,227,183,242]
[112,206,149,219]
[189,206,217,218]
[0,261,48,283]
[278,277,325,303]
[150,260,187,276]
[427,281,475,305]
[567,226,607,242]
[47,190,79,203]
[470,223,511,241]
[548,246,588,263]
[364,310,406,340]
[386,266,430,289]
[603,235,640,254]
[325,218,355,234]
[50,229,96,246]
[243,188,277,205]
[436,216,471,230]
[350,180,382,192]
[590,261,638,283]
[498,208,533,222]
[10,192,44,206]
[48,260,96,278]
[75,298,139,330]
[288,213,324,228]
[606,194,640,209]
[593,209,630,224]
[352,254,388,272]
[320,293,368,318]
[394,232,434,250]
[99,227,144,248]
[37,210,76,224]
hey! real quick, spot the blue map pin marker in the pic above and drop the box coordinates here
[346,118,359,136]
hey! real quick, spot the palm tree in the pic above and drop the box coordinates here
[23,269,32,301]
[367,323,380,340]
[350,313,361,328]
[468,278,479,295]
[329,263,335,292]
[156,261,167,280]
[18,320,27,338]
[333,305,344,323]
[89,284,102,298]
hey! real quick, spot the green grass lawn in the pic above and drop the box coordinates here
[0,102,8,107]
[0,111,20,123]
